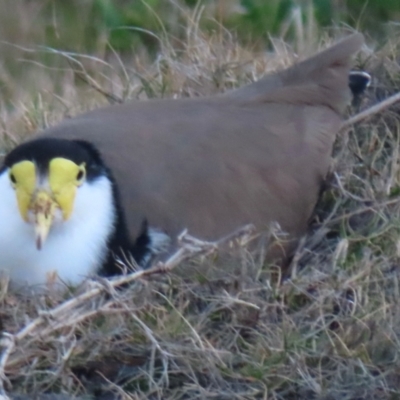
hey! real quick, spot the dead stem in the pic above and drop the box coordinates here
[0,225,254,388]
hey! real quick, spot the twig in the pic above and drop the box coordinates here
[74,69,123,104]
[0,334,13,399]
[342,91,400,129]
[0,225,254,383]
[48,47,124,104]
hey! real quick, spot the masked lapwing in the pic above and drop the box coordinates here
[0,33,365,290]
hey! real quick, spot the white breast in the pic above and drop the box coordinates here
[0,171,115,292]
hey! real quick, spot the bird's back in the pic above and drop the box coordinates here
[35,34,364,263]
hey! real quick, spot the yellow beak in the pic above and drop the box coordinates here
[31,191,57,250]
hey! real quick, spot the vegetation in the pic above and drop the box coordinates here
[2,1,400,52]
[1,1,400,399]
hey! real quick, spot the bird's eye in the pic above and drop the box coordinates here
[76,169,85,182]
[9,173,16,185]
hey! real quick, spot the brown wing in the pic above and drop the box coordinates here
[35,34,364,259]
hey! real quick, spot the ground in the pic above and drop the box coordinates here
[0,12,400,400]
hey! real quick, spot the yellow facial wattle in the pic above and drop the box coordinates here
[9,160,36,221]
[10,157,86,249]
[49,158,86,220]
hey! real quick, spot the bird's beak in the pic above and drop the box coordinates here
[11,158,81,250]
[31,190,57,250]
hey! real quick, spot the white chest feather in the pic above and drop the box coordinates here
[0,172,115,291]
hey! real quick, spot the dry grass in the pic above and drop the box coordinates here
[1,8,400,400]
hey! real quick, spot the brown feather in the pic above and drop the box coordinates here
[32,33,364,264]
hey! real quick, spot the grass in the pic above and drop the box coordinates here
[2,4,400,400]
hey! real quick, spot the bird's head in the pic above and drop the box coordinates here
[1,138,106,250]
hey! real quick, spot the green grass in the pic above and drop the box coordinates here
[2,0,400,53]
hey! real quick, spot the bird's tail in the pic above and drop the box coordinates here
[228,33,365,113]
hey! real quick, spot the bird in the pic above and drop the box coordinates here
[0,33,364,291]
[348,70,371,97]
